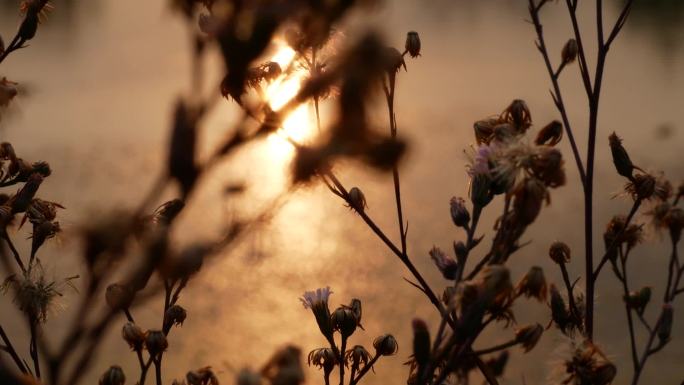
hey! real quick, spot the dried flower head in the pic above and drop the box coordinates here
[122,322,145,351]
[515,323,544,352]
[405,31,421,58]
[373,334,398,356]
[186,367,219,385]
[561,341,616,385]
[479,265,513,304]
[165,304,188,330]
[561,39,579,64]
[300,287,334,338]
[347,187,367,212]
[1,270,69,322]
[307,348,337,374]
[516,266,548,302]
[535,120,563,146]
[549,241,571,264]
[603,215,642,259]
[626,173,657,201]
[331,306,357,338]
[501,99,532,133]
[666,207,684,243]
[99,365,125,385]
[144,330,168,358]
[344,345,371,371]
[429,246,458,280]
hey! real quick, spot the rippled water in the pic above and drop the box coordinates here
[1,1,683,384]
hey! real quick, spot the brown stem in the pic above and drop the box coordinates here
[0,324,27,374]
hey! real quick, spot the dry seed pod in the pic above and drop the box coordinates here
[344,345,371,372]
[122,322,145,351]
[561,39,579,64]
[165,304,187,330]
[449,197,470,228]
[516,266,547,302]
[609,132,635,180]
[373,334,398,356]
[405,31,421,58]
[535,120,563,146]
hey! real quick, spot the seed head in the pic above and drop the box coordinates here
[405,31,421,58]
[449,197,470,228]
[344,345,371,372]
[165,304,187,330]
[122,322,145,351]
[373,334,398,356]
[144,330,168,358]
[609,132,635,180]
[627,173,656,201]
[99,365,125,385]
[561,39,579,64]
[516,266,547,302]
[549,284,570,332]
[549,241,571,264]
[307,348,337,374]
[515,323,544,352]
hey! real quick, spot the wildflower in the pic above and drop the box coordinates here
[657,304,673,344]
[623,287,651,316]
[561,39,578,64]
[300,287,334,339]
[516,266,547,302]
[307,348,337,375]
[105,283,134,311]
[405,31,421,58]
[470,173,493,208]
[144,330,168,358]
[501,99,532,133]
[429,247,458,280]
[99,365,125,385]
[449,197,470,228]
[236,368,262,385]
[344,345,371,371]
[0,78,18,107]
[549,241,571,264]
[2,269,67,322]
[331,305,357,338]
[412,319,430,367]
[165,304,187,330]
[535,120,563,146]
[609,132,635,180]
[515,323,544,352]
[186,367,218,385]
[122,322,145,351]
[348,187,367,212]
[373,334,398,356]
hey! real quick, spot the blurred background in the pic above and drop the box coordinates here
[1,0,683,384]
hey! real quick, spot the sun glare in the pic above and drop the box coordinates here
[264,42,316,158]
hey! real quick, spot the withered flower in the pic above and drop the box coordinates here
[348,187,367,212]
[373,334,398,356]
[144,330,168,358]
[549,284,571,333]
[300,287,334,339]
[99,365,125,385]
[561,39,578,64]
[307,348,337,374]
[30,220,60,256]
[626,173,657,201]
[429,247,458,280]
[532,147,565,188]
[480,265,513,304]
[473,118,498,145]
[186,367,218,385]
[516,266,547,302]
[609,132,635,180]
[603,215,642,258]
[164,304,187,330]
[10,173,43,214]
[515,323,544,352]
[449,197,470,228]
[511,178,547,226]
[535,120,563,146]
[344,345,371,371]
[549,241,571,264]
[405,31,421,58]
[501,99,532,133]
[122,322,145,351]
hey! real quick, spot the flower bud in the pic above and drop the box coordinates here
[348,187,367,212]
[347,298,363,329]
[164,304,187,330]
[31,220,60,256]
[144,330,168,358]
[561,39,578,64]
[331,306,357,338]
[609,132,634,180]
[122,322,145,351]
[470,173,493,207]
[449,197,470,228]
[412,319,430,366]
[624,287,651,316]
[99,365,125,385]
[657,304,673,344]
[515,323,544,352]
[18,12,39,41]
[405,31,421,58]
[516,266,547,302]
[535,120,563,146]
[549,284,570,332]
[105,283,134,311]
[453,241,468,265]
[549,241,571,264]
[373,334,398,356]
[429,247,458,280]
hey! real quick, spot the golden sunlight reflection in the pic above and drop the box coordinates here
[264,42,316,159]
